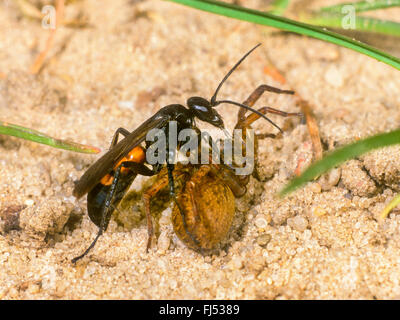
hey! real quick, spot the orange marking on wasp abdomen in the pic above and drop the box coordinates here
[100,146,146,186]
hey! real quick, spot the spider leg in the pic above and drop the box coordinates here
[237,84,295,126]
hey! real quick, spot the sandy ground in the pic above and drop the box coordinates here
[1,0,400,299]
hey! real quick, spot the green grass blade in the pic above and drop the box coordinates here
[380,194,400,220]
[280,129,400,197]
[166,0,400,70]
[0,120,101,154]
[305,12,400,37]
[269,0,290,16]
[320,0,400,13]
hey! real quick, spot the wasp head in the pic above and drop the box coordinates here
[187,96,224,129]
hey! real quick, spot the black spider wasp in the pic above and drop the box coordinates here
[71,44,297,263]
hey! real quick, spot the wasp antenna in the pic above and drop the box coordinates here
[210,44,261,106]
[215,100,283,133]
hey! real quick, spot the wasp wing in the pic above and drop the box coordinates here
[73,115,169,199]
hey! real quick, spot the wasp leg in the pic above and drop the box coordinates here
[142,168,188,251]
[72,163,124,263]
[167,164,176,198]
[109,127,130,149]
[71,160,155,263]
[120,162,156,176]
[237,84,295,124]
